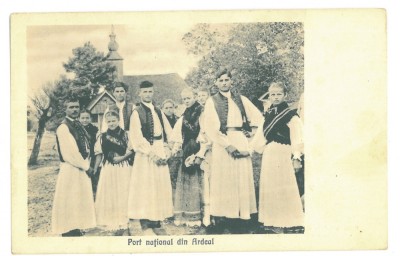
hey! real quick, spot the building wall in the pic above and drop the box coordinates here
[91,95,115,114]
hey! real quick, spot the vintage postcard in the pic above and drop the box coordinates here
[11,9,387,254]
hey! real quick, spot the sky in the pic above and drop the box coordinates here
[27,24,201,95]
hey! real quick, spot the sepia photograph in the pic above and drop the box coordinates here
[26,21,304,238]
[11,9,388,254]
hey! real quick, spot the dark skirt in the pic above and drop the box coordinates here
[173,139,202,222]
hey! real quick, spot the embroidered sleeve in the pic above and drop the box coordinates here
[249,121,267,154]
[170,117,183,144]
[242,96,264,127]
[57,124,90,171]
[161,111,173,142]
[196,112,212,157]
[94,135,102,155]
[288,115,304,159]
[170,117,183,155]
[125,132,133,152]
[101,106,109,133]
[203,98,230,148]
[129,110,151,155]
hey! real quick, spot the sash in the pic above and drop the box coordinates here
[263,102,297,145]
[101,126,133,165]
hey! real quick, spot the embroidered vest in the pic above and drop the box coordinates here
[135,103,167,145]
[211,92,252,135]
[56,118,91,162]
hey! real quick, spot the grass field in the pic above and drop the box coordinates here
[27,132,262,237]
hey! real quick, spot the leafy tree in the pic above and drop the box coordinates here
[28,42,116,166]
[183,23,304,106]
[63,41,116,107]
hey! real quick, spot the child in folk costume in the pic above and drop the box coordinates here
[171,88,205,227]
[93,110,134,234]
[251,82,304,234]
[79,109,100,197]
[162,99,179,128]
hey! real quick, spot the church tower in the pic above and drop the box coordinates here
[106,25,124,81]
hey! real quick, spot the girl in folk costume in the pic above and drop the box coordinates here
[171,88,206,227]
[79,109,100,197]
[93,110,134,234]
[251,82,304,234]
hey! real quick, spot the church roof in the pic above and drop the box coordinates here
[106,26,123,60]
[123,73,189,107]
[87,90,116,111]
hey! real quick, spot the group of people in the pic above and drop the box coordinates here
[51,68,304,237]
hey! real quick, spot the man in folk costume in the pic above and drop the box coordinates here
[52,98,96,237]
[127,81,173,235]
[101,82,134,132]
[202,69,263,233]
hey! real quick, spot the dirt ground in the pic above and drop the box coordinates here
[27,132,263,237]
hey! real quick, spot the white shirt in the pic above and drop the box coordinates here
[56,117,90,170]
[203,92,263,148]
[128,101,173,155]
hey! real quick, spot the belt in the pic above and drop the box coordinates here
[226,127,243,132]
[153,134,162,140]
[226,126,258,132]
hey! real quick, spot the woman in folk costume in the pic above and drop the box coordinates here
[202,69,263,233]
[251,82,304,234]
[170,88,205,227]
[93,110,134,235]
[127,81,174,235]
[52,98,96,237]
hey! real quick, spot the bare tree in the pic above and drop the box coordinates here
[28,84,54,166]
[28,42,117,166]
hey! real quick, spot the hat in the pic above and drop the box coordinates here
[139,81,153,88]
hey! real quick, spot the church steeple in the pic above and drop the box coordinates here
[106,25,124,81]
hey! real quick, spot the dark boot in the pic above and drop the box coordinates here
[61,229,83,237]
